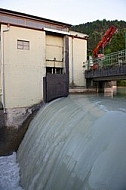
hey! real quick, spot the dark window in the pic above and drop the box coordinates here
[46,67,63,74]
[17,40,30,50]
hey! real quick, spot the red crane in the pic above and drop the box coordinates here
[93,25,117,58]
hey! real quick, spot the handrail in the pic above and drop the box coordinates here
[88,49,126,70]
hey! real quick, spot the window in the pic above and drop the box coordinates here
[17,40,30,50]
[46,67,63,74]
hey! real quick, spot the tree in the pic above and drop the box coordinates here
[71,20,126,55]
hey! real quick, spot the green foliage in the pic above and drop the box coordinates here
[117,80,126,86]
[71,19,126,55]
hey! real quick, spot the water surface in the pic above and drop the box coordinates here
[17,93,126,190]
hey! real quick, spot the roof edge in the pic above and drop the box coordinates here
[0,8,72,27]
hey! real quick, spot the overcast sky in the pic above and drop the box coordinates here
[0,0,126,25]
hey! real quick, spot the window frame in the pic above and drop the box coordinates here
[17,40,30,50]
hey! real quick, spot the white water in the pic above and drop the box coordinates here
[17,95,126,190]
[0,152,23,190]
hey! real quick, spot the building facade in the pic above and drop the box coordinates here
[0,8,88,128]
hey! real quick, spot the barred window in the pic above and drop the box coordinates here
[17,40,30,50]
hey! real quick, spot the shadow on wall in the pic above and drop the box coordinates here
[0,96,3,109]
[0,109,38,156]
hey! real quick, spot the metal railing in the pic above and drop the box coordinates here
[92,49,126,68]
[85,49,126,79]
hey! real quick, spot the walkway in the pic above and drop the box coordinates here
[85,49,126,81]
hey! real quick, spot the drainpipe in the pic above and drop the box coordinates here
[125,32,126,62]
[71,36,74,86]
[1,24,10,113]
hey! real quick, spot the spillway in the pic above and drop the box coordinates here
[17,95,126,190]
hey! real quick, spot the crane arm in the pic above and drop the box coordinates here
[93,25,117,58]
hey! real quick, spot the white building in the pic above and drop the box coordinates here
[0,8,88,128]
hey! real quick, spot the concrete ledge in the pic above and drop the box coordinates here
[69,88,96,94]
[5,102,44,128]
[5,107,32,128]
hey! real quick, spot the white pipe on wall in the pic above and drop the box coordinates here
[71,36,74,85]
[1,24,10,113]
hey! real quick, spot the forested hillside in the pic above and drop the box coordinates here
[71,19,126,55]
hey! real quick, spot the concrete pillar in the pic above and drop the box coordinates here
[86,78,93,88]
[97,81,105,93]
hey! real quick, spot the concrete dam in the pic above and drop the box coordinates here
[17,95,126,190]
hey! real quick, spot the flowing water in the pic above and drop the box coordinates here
[17,89,126,190]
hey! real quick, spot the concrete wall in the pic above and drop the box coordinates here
[1,24,46,109]
[69,36,87,87]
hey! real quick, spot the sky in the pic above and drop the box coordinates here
[0,0,126,25]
